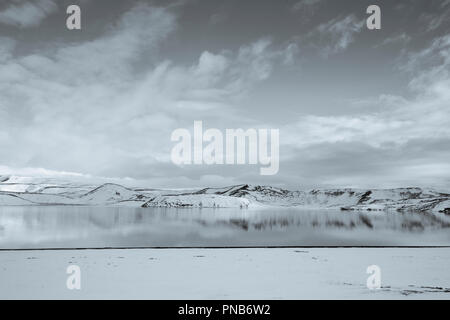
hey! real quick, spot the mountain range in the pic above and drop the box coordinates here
[0,175,449,213]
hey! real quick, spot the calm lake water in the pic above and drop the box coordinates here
[0,206,449,249]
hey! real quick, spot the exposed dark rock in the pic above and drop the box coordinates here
[357,191,372,204]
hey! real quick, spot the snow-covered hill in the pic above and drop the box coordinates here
[0,177,449,212]
[142,194,250,208]
[186,184,450,212]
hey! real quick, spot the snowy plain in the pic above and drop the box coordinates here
[1,248,449,299]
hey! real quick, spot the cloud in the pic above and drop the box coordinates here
[278,139,450,189]
[308,14,364,57]
[0,0,57,28]
[285,35,450,148]
[160,38,296,103]
[378,33,411,47]
[279,34,450,188]
[226,38,296,96]
[290,0,325,26]
[1,1,448,189]
[0,4,178,175]
[0,4,294,183]
[419,1,450,32]
[0,37,16,62]
[291,0,322,15]
[403,35,450,93]
[284,92,449,149]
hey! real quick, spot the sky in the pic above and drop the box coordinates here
[0,0,449,189]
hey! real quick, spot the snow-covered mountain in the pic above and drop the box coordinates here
[181,184,450,213]
[0,176,449,213]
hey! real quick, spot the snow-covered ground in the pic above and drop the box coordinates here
[0,248,449,299]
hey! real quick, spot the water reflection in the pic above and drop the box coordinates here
[0,206,449,248]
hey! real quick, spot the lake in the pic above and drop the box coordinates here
[0,206,449,249]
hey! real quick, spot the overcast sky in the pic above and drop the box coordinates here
[0,0,449,189]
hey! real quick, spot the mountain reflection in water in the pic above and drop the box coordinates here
[0,206,449,249]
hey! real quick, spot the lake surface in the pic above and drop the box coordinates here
[0,206,449,249]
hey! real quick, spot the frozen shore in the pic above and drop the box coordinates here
[1,248,449,299]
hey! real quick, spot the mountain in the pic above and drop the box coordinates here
[0,177,449,213]
[79,183,141,204]
[142,194,250,208]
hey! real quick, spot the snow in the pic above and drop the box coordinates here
[0,194,32,206]
[0,177,449,211]
[1,248,449,299]
[1,177,449,299]
[79,183,141,204]
[143,194,250,208]
[11,193,80,205]
[434,200,450,213]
